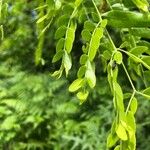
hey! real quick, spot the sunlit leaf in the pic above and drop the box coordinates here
[69,78,84,92]
[77,90,89,104]
[63,51,72,76]
[113,51,123,64]
[116,123,128,141]
[55,26,66,39]
[85,61,96,88]
[88,27,103,61]
[130,97,138,115]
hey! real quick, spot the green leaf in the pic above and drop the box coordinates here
[65,21,77,53]
[113,82,124,112]
[130,28,150,39]
[37,14,47,24]
[124,51,150,70]
[77,91,89,104]
[114,145,120,150]
[105,10,150,28]
[82,44,89,54]
[116,123,128,141]
[143,87,150,95]
[81,29,91,42]
[128,133,136,150]
[142,56,150,66]
[80,54,88,65]
[69,78,84,92]
[55,26,66,39]
[85,61,96,88]
[77,65,86,78]
[51,66,63,79]
[107,133,119,148]
[130,97,138,115]
[103,50,112,60]
[130,46,148,56]
[91,12,99,22]
[63,51,72,76]
[132,0,149,12]
[46,0,55,8]
[62,5,74,14]
[113,51,123,64]
[88,27,103,61]
[1,116,17,130]
[56,38,65,52]
[52,50,63,63]
[84,20,96,32]
[55,0,62,10]
[57,15,69,26]
[75,0,83,7]
[126,111,136,131]
[101,19,108,28]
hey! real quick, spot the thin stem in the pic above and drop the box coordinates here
[119,48,150,71]
[105,0,112,10]
[105,29,117,51]
[92,0,102,21]
[82,4,90,20]
[125,90,136,115]
[122,62,136,91]
[92,0,117,52]
[136,91,150,99]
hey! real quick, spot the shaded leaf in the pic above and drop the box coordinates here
[84,20,96,32]
[55,26,66,39]
[80,54,88,65]
[81,29,91,42]
[77,65,86,78]
[56,38,65,52]
[52,50,63,63]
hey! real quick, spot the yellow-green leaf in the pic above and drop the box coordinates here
[130,97,138,114]
[77,65,86,78]
[116,123,128,141]
[77,91,89,104]
[114,145,120,150]
[114,51,123,64]
[55,26,66,39]
[132,0,149,12]
[65,21,77,53]
[69,78,84,92]
[107,133,119,148]
[63,51,72,76]
[88,27,103,61]
[52,50,63,63]
[85,61,96,88]
[80,54,88,65]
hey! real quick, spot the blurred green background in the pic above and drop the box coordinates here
[0,1,150,150]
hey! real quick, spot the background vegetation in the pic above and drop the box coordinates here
[0,0,150,150]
